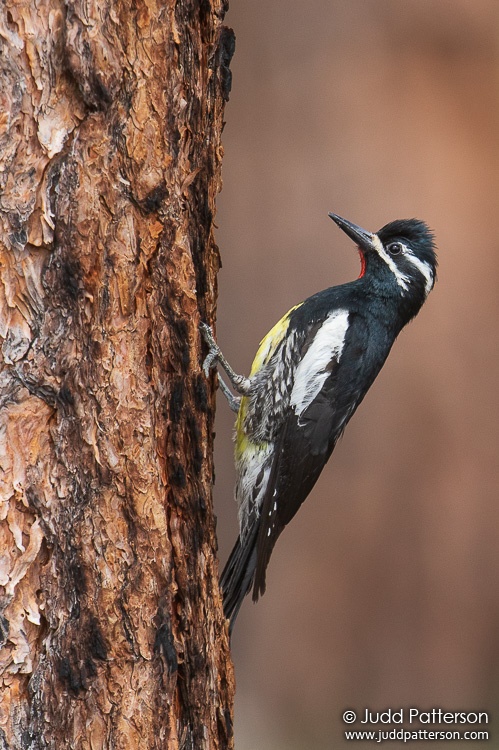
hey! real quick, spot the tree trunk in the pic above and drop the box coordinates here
[0,1,235,747]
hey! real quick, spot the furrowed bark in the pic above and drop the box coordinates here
[0,1,235,747]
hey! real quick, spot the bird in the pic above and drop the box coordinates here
[201,212,437,633]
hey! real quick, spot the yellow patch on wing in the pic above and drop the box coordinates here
[235,394,257,459]
[235,427,266,461]
[250,302,302,375]
[234,302,303,459]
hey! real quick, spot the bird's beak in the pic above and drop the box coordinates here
[328,212,376,253]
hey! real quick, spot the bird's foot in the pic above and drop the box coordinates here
[200,322,221,377]
[200,321,252,396]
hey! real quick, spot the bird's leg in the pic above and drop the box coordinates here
[200,322,251,393]
[200,323,252,408]
[217,376,242,413]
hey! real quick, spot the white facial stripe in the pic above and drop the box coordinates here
[404,250,434,297]
[290,309,349,415]
[372,235,410,292]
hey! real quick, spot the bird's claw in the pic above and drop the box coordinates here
[200,322,216,346]
[203,350,219,377]
[200,322,220,377]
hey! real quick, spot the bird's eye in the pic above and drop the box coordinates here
[387,242,403,256]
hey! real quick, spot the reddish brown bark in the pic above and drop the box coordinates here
[0,0,234,747]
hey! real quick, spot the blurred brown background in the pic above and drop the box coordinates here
[213,2,499,747]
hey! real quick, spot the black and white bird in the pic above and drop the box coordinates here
[201,212,437,632]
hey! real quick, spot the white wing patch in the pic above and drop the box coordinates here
[290,309,349,416]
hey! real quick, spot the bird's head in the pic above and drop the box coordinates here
[328,212,437,311]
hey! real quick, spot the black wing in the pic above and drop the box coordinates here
[252,313,386,600]
[252,372,345,600]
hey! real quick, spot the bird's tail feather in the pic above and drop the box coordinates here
[221,525,259,634]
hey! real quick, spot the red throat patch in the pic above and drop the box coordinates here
[358,250,366,278]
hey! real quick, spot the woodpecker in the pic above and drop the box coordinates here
[201,212,437,632]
